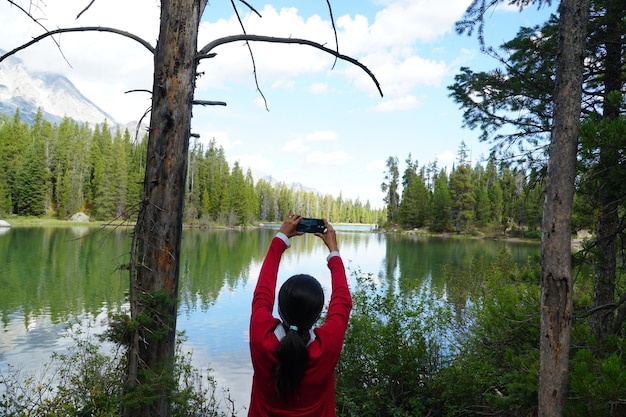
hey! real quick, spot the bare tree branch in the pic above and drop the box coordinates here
[195,52,217,60]
[5,0,73,67]
[133,105,151,143]
[237,0,262,18]
[76,0,96,19]
[0,26,155,64]
[125,89,153,95]
[198,34,384,97]
[229,0,269,110]
[324,0,340,69]
[193,100,227,106]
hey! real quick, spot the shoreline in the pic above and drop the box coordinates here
[0,217,588,250]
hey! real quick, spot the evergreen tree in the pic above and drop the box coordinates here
[398,155,430,228]
[228,161,247,225]
[14,135,48,216]
[0,110,29,214]
[90,122,116,219]
[485,159,504,233]
[112,128,129,218]
[244,168,257,223]
[381,156,400,223]
[449,145,475,232]
[255,178,273,221]
[474,182,490,230]
[53,117,75,218]
[431,169,451,232]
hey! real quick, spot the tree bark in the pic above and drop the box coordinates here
[124,1,206,416]
[538,0,589,416]
[590,0,623,341]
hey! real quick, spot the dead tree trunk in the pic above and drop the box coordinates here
[124,1,206,416]
[590,0,624,341]
[538,0,590,416]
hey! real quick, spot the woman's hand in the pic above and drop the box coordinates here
[316,219,338,253]
[279,211,304,238]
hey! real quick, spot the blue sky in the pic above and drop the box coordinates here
[0,0,557,208]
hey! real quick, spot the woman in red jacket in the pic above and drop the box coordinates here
[248,212,352,417]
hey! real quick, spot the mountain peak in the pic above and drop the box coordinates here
[0,50,115,125]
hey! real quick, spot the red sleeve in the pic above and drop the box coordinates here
[250,236,288,342]
[320,255,352,342]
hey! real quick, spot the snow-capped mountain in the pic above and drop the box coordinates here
[0,50,115,125]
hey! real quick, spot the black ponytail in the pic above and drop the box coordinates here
[273,274,324,401]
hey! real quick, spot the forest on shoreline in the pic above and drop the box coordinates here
[0,109,596,240]
[0,110,385,227]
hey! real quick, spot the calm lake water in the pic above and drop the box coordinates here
[0,225,540,412]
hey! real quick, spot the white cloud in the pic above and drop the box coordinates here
[305,150,349,166]
[372,95,420,112]
[282,137,308,153]
[271,79,296,91]
[366,159,386,172]
[309,82,328,94]
[0,0,160,123]
[201,131,242,150]
[0,0,475,124]
[436,149,456,165]
[195,1,471,102]
[306,130,337,141]
[282,130,338,156]
[253,97,267,110]
[346,51,449,97]
[229,154,274,174]
[337,0,472,55]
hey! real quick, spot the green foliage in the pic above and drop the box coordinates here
[383,148,544,235]
[0,320,124,417]
[14,139,48,216]
[381,156,400,223]
[336,252,546,416]
[437,251,542,416]
[0,321,234,417]
[337,246,626,416]
[568,344,626,417]
[336,270,455,416]
[0,111,382,224]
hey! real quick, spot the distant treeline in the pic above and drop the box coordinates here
[0,110,385,225]
[380,144,562,237]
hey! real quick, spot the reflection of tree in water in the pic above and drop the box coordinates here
[384,234,540,297]
[179,228,276,311]
[0,227,130,329]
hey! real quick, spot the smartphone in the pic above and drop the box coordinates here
[296,218,326,234]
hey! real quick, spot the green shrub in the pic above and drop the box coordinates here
[336,252,545,417]
[567,344,626,417]
[336,270,455,416]
[0,320,234,417]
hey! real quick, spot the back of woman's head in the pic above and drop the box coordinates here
[274,274,324,401]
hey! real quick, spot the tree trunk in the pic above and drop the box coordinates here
[538,0,589,416]
[124,1,206,416]
[590,0,623,341]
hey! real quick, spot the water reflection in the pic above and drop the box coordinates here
[0,226,540,411]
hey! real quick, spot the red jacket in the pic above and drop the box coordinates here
[248,236,352,417]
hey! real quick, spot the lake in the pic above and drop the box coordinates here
[0,225,540,412]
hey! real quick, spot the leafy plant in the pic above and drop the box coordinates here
[336,269,455,416]
[0,319,235,417]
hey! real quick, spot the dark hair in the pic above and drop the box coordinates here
[274,274,324,401]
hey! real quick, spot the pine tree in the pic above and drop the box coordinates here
[0,110,29,214]
[381,156,400,223]
[14,132,48,216]
[449,152,475,232]
[90,123,116,219]
[112,128,129,218]
[431,168,451,232]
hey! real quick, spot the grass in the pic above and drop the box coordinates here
[1,215,130,228]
